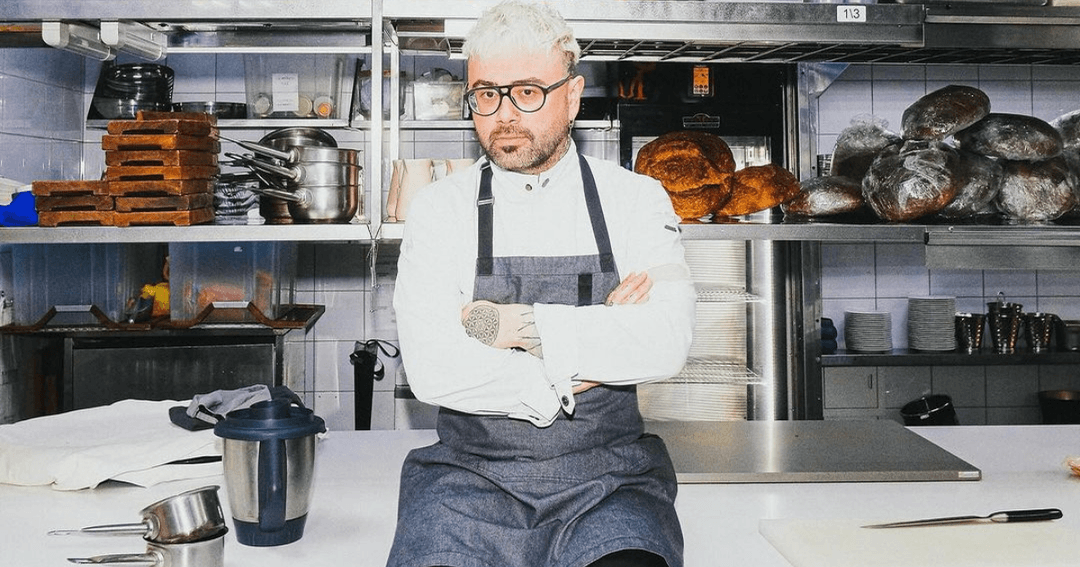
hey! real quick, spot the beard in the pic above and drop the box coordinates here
[480,123,570,174]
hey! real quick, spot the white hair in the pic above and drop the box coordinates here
[462,0,580,74]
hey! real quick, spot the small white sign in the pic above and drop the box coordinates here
[837,5,867,23]
[271,73,300,113]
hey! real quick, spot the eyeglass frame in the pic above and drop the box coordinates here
[465,74,575,116]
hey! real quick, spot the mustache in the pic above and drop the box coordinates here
[490,126,534,141]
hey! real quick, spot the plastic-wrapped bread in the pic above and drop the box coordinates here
[714,164,800,217]
[955,113,1064,161]
[861,140,960,222]
[996,156,1078,223]
[782,176,865,217]
[831,115,902,181]
[1050,109,1080,149]
[937,150,1002,219]
[901,85,991,141]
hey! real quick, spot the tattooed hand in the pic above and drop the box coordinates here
[461,300,543,358]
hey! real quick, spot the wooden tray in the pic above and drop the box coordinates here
[108,178,214,197]
[115,192,213,212]
[135,110,217,124]
[101,134,220,153]
[113,207,215,227]
[37,210,114,227]
[106,119,216,137]
[105,150,218,168]
[105,165,219,181]
[30,180,108,197]
[34,195,115,212]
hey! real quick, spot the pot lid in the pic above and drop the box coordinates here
[214,398,325,441]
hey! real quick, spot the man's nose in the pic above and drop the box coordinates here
[493,94,520,122]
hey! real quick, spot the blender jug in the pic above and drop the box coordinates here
[214,397,326,546]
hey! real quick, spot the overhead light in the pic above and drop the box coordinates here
[100,21,167,61]
[41,21,116,61]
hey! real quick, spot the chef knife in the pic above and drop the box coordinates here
[862,508,1062,529]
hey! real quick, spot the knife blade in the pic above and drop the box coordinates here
[861,508,1062,529]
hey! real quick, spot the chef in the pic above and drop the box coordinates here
[387,1,696,566]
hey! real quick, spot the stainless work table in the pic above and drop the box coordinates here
[1,424,1077,566]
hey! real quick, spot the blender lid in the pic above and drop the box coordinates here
[214,398,326,441]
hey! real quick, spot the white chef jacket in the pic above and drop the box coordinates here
[393,142,696,427]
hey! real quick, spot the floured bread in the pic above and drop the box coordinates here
[715,164,801,217]
[635,130,736,193]
[901,85,991,141]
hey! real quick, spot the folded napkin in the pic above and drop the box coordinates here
[0,399,220,490]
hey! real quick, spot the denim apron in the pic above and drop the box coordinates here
[387,155,683,567]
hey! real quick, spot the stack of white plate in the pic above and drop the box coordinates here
[844,310,893,352]
[908,296,957,351]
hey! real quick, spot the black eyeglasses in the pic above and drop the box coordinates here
[466,75,573,116]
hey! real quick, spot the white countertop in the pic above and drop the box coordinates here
[2,425,1078,567]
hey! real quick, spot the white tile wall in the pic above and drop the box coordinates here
[818,63,1080,425]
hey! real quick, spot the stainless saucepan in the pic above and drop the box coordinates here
[50,485,226,545]
[67,532,225,567]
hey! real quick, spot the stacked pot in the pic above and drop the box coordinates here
[54,485,228,567]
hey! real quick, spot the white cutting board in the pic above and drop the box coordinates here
[759,518,1073,567]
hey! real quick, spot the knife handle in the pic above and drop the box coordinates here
[990,508,1063,523]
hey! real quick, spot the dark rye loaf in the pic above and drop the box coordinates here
[955,113,1063,161]
[862,140,959,222]
[901,85,991,141]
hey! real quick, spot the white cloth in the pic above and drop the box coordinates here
[393,143,696,426]
[0,399,220,490]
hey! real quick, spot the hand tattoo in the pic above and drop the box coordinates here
[462,304,499,345]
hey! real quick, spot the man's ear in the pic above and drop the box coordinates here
[567,74,586,120]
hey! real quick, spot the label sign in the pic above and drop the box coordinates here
[271,73,300,112]
[837,5,867,23]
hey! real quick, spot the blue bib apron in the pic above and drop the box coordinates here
[387,155,683,567]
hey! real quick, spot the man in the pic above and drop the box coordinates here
[388,2,696,566]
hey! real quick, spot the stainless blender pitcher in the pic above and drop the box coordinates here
[213,397,326,546]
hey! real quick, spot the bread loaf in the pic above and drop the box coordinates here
[667,184,731,220]
[634,130,735,193]
[901,85,991,141]
[831,115,902,181]
[782,176,865,218]
[861,140,960,222]
[937,150,1002,219]
[1051,109,1080,150]
[996,156,1078,223]
[955,113,1063,161]
[715,164,800,218]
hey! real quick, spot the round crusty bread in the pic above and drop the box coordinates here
[901,84,991,141]
[937,150,1002,219]
[996,156,1078,223]
[635,130,736,194]
[667,184,731,220]
[782,176,865,218]
[715,164,801,217]
[862,140,960,222]
[955,113,1063,161]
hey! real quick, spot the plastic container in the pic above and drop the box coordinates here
[11,243,163,326]
[244,54,347,119]
[168,242,297,324]
[412,81,465,120]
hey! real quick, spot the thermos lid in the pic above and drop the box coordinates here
[214,398,326,442]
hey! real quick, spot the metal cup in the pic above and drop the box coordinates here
[988,311,1022,354]
[954,312,985,354]
[1024,312,1059,353]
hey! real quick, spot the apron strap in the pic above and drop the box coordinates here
[475,154,618,280]
[476,161,495,276]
